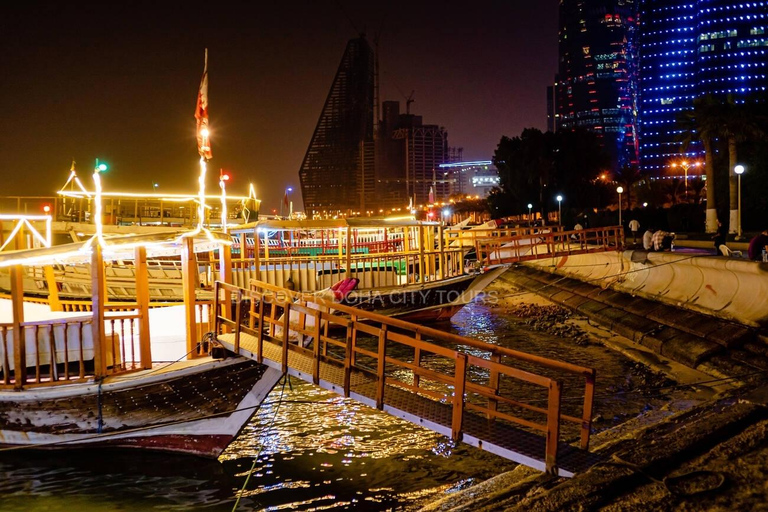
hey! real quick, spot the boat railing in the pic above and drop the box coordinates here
[214,280,596,473]
[220,247,466,292]
[0,311,145,389]
[474,226,624,265]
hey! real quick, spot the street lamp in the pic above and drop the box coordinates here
[527,203,533,227]
[281,187,293,218]
[616,186,624,227]
[219,170,230,232]
[152,182,159,192]
[556,195,563,225]
[671,160,702,202]
[735,164,745,240]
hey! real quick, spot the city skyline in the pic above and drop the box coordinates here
[2,1,558,213]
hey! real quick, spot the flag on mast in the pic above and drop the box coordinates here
[283,191,290,209]
[195,49,212,160]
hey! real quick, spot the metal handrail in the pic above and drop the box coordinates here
[214,279,596,473]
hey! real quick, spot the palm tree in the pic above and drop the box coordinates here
[720,96,765,234]
[679,95,723,232]
[615,164,643,211]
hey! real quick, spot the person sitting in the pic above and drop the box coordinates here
[642,228,654,251]
[712,219,726,253]
[747,230,768,261]
[652,229,671,251]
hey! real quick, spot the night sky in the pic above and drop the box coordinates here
[2,1,558,212]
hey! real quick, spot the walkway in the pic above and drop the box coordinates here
[214,281,601,477]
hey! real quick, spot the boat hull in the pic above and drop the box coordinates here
[340,266,507,322]
[0,356,282,458]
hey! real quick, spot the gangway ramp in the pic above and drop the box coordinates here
[467,226,624,266]
[214,281,601,477]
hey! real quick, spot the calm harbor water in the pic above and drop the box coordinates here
[0,299,695,511]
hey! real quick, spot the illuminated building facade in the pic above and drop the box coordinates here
[437,161,500,198]
[638,0,768,175]
[298,36,375,216]
[554,0,641,171]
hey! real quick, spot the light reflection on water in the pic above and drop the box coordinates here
[0,299,694,511]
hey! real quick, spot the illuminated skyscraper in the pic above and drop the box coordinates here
[638,0,768,175]
[298,36,375,216]
[554,0,641,171]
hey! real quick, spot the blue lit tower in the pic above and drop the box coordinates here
[554,0,641,172]
[696,1,768,99]
[637,1,700,174]
[638,1,768,176]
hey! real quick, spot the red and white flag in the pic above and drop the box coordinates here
[428,186,435,204]
[195,49,212,160]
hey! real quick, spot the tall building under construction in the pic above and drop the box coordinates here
[299,36,450,217]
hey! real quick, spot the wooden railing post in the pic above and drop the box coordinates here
[281,301,291,374]
[313,310,322,385]
[413,332,422,389]
[213,281,221,334]
[375,324,388,410]
[581,370,596,450]
[545,379,563,474]
[10,265,26,389]
[181,236,198,356]
[91,243,106,377]
[256,294,265,363]
[134,246,152,369]
[487,352,501,420]
[451,353,468,441]
[234,288,243,352]
[343,320,353,397]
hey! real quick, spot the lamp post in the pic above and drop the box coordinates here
[281,187,293,218]
[735,165,745,240]
[671,160,702,202]
[616,186,624,227]
[556,195,563,225]
[528,203,533,227]
[219,170,230,233]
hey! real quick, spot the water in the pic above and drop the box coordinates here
[0,300,697,511]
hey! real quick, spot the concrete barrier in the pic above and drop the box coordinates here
[525,251,768,328]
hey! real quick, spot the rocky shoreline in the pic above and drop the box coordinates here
[417,269,768,511]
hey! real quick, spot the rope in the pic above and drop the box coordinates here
[232,374,289,511]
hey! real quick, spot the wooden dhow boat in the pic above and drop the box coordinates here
[0,229,282,457]
[227,218,508,322]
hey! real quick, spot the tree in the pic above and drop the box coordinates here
[491,128,608,221]
[679,95,724,232]
[615,164,644,211]
[719,95,765,234]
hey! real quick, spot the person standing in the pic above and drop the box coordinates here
[747,230,768,261]
[628,218,640,243]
